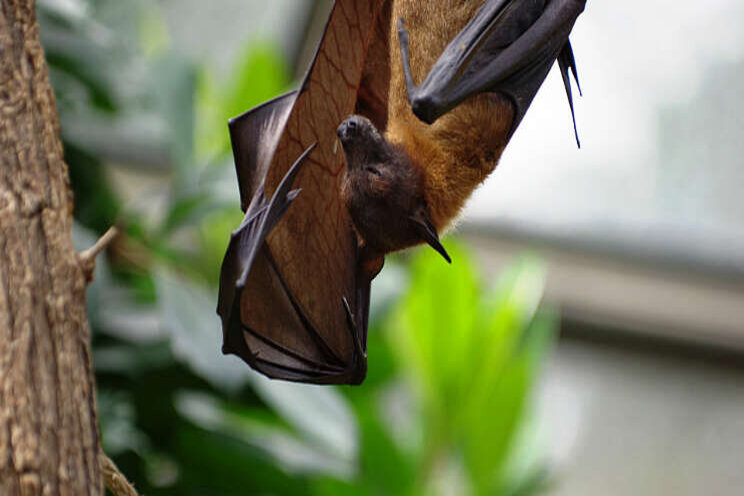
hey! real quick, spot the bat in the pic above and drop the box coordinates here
[217,0,586,385]
[339,0,585,264]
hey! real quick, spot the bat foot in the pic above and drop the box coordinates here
[341,296,367,385]
[342,297,367,360]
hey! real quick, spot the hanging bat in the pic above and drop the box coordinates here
[217,0,586,385]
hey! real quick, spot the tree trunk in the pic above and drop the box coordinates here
[0,0,103,494]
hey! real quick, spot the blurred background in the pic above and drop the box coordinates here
[39,0,744,494]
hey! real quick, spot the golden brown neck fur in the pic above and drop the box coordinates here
[385,0,515,231]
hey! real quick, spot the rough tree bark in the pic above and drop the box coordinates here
[0,0,103,493]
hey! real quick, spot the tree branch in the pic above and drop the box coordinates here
[100,453,140,496]
[78,226,120,281]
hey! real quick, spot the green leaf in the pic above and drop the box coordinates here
[386,241,557,495]
[98,389,150,457]
[149,54,197,177]
[389,242,479,421]
[138,2,170,58]
[248,377,359,464]
[154,266,251,391]
[196,42,289,162]
[175,391,355,478]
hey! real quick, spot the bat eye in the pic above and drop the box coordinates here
[366,167,381,176]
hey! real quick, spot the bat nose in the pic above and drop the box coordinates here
[337,117,359,140]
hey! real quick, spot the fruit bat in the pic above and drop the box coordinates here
[217,0,586,385]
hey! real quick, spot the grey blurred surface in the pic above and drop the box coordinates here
[464,230,744,495]
[463,229,744,349]
[543,339,744,496]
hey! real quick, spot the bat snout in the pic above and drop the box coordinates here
[337,117,361,142]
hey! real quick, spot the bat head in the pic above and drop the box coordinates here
[337,115,389,165]
[338,116,411,201]
[338,115,450,264]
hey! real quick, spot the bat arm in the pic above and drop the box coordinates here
[218,143,318,363]
[235,143,317,289]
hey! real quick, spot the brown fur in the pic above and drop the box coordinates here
[385,0,515,231]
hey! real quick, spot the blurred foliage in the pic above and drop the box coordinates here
[39,0,557,494]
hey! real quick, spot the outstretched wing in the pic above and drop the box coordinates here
[217,0,391,385]
[399,0,586,144]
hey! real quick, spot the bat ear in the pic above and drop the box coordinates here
[410,207,451,264]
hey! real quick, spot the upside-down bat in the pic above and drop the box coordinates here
[217,0,586,385]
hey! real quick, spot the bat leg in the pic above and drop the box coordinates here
[342,297,366,359]
[397,0,585,142]
[342,297,367,385]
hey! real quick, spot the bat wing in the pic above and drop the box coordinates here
[217,0,391,385]
[398,0,586,145]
